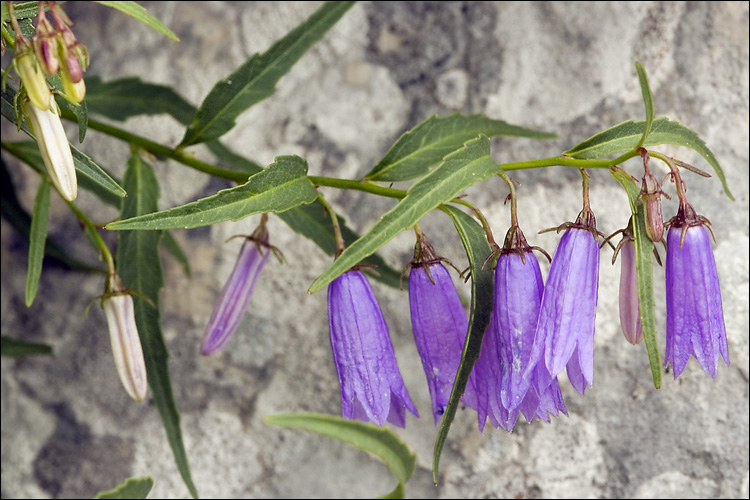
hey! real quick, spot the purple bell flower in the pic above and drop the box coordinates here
[328,270,419,427]
[462,315,519,433]
[665,218,728,378]
[494,227,567,424]
[201,227,271,356]
[409,262,472,425]
[525,209,600,396]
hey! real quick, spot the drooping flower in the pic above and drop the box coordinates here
[462,315,519,433]
[201,228,271,356]
[665,207,728,378]
[493,226,567,424]
[328,270,419,427]
[24,100,77,201]
[14,37,53,111]
[103,273,148,402]
[525,208,600,396]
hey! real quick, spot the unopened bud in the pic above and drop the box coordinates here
[103,274,148,402]
[618,238,643,345]
[33,13,59,75]
[640,170,665,242]
[64,49,83,83]
[60,66,86,103]
[23,101,78,201]
[15,47,52,110]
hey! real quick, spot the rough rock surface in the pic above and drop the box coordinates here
[2,2,748,498]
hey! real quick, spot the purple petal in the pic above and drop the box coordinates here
[409,264,469,425]
[328,271,418,427]
[201,239,269,355]
[494,251,544,411]
[619,239,643,344]
[526,228,599,392]
[666,225,728,378]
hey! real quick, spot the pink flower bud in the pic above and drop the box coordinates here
[618,238,643,345]
[640,170,665,242]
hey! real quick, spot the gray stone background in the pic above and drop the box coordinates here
[2,1,748,498]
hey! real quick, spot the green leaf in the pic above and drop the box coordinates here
[116,152,198,499]
[432,205,493,484]
[1,157,102,272]
[309,135,497,293]
[161,231,191,278]
[206,140,264,174]
[106,155,318,230]
[611,168,661,388]
[265,412,416,498]
[1,335,53,358]
[178,1,355,147]
[365,113,557,181]
[25,177,50,306]
[1,85,127,199]
[93,1,179,42]
[1,1,58,22]
[634,62,654,150]
[85,76,196,126]
[565,117,733,200]
[94,476,154,499]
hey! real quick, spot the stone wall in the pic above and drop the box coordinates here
[2,2,748,498]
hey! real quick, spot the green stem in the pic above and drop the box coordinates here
[451,198,500,253]
[315,193,346,257]
[499,150,639,171]
[66,199,115,272]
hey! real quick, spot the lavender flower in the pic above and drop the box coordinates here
[328,270,418,427]
[409,262,470,425]
[666,221,728,378]
[526,214,600,396]
[103,273,147,402]
[462,316,519,433]
[494,228,567,424]
[201,235,270,355]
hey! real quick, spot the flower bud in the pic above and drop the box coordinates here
[23,101,77,201]
[640,168,665,242]
[618,238,643,344]
[59,64,86,103]
[33,13,59,76]
[103,274,148,402]
[15,45,52,110]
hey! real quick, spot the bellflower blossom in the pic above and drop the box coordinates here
[494,227,567,424]
[665,202,728,378]
[201,227,271,356]
[525,206,600,396]
[328,270,419,427]
[103,273,148,402]
[617,232,643,345]
[409,260,471,425]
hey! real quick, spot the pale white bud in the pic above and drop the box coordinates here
[103,274,148,402]
[24,101,77,201]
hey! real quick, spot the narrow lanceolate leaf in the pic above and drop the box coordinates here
[309,135,497,293]
[1,1,53,22]
[265,412,416,498]
[1,336,53,358]
[1,85,126,199]
[565,117,733,200]
[93,1,179,42]
[611,168,661,389]
[365,113,556,182]
[94,476,154,500]
[634,62,654,150]
[432,205,493,484]
[107,156,318,230]
[86,76,196,126]
[1,157,101,272]
[25,178,51,307]
[179,1,355,147]
[116,153,198,499]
